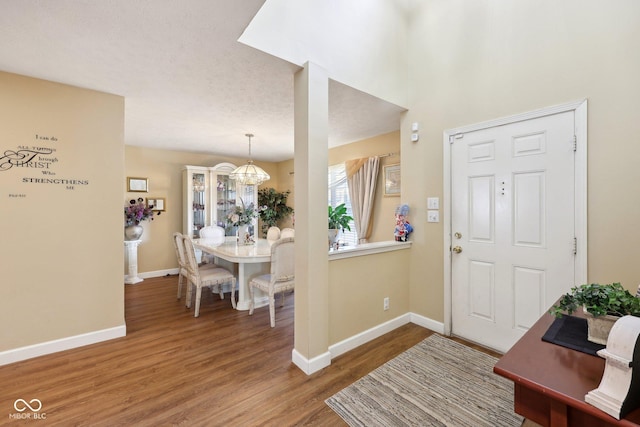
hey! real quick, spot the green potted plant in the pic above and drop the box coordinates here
[328,203,353,247]
[549,282,640,344]
[257,188,294,237]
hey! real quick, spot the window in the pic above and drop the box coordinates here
[328,163,358,246]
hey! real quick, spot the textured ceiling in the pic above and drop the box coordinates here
[0,0,404,162]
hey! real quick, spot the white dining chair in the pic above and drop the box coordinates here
[280,228,295,239]
[266,226,281,243]
[199,225,226,264]
[249,237,295,327]
[182,235,237,317]
[172,232,219,300]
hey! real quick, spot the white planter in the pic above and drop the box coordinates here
[328,229,339,249]
[583,307,620,345]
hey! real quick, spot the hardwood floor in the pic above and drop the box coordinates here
[0,275,436,426]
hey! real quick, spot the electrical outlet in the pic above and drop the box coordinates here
[383,297,389,311]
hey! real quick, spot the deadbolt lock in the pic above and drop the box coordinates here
[452,246,463,254]
[454,232,462,239]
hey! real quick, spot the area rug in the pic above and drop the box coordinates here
[326,334,523,427]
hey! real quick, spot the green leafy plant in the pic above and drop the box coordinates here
[549,282,640,318]
[258,188,294,236]
[328,203,353,231]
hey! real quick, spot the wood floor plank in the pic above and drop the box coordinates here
[0,275,433,426]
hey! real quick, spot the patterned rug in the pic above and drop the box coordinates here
[326,334,523,427]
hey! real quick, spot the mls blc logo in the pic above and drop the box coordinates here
[9,399,46,420]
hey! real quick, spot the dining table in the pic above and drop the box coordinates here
[193,237,272,311]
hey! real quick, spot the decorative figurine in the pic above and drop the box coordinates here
[585,315,640,420]
[394,204,413,242]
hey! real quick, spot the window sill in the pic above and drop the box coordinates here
[328,240,412,260]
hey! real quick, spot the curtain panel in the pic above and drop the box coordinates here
[346,156,380,244]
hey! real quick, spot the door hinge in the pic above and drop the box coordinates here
[573,135,577,152]
[449,133,463,144]
[573,237,577,255]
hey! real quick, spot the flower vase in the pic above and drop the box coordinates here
[328,229,339,249]
[237,224,253,245]
[125,225,143,241]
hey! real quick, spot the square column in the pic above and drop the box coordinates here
[293,61,331,373]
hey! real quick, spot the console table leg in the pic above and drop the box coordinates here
[550,400,568,427]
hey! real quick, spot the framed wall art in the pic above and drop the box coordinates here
[383,164,401,196]
[127,177,148,192]
[146,197,165,212]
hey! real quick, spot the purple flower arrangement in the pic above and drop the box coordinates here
[125,198,159,226]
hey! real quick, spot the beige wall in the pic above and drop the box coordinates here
[0,71,124,351]
[329,249,410,345]
[241,0,408,108]
[124,146,279,274]
[403,0,640,322]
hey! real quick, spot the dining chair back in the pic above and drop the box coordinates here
[249,237,295,327]
[266,226,281,242]
[172,232,189,299]
[280,228,295,239]
[199,225,225,242]
[183,235,237,317]
[199,225,226,264]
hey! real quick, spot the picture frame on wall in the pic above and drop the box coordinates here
[147,197,165,212]
[127,177,148,192]
[383,164,401,196]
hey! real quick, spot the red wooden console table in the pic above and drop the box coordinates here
[493,308,640,427]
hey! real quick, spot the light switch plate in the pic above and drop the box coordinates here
[427,210,439,223]
[427,197,439,210]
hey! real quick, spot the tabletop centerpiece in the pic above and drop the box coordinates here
[124,197,159,240]
[226,199,263,245]
[550,282,640,344]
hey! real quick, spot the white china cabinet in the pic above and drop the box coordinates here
[182,163,258,239]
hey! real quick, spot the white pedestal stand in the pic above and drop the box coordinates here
[124,240,143,285]
[585,315,640,419]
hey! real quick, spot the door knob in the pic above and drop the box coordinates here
[452,246,463,254]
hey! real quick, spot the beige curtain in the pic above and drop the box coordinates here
[346,156,380,244]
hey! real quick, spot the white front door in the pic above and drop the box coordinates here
[450,110,578,353]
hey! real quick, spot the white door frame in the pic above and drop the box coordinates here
[442,99,588,337]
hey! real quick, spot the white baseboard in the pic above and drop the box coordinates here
[329,313,412,360]
[410,312,445,334]
[140,268,179,279]
[295,313,444,375]
[292,348,332,375]
[124,268,179,284]
[0,325,126,367]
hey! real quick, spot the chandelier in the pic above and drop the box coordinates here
[230,133,270,186]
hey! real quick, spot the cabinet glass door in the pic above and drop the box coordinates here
[215,174,237,236]
[192,172,206,238]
